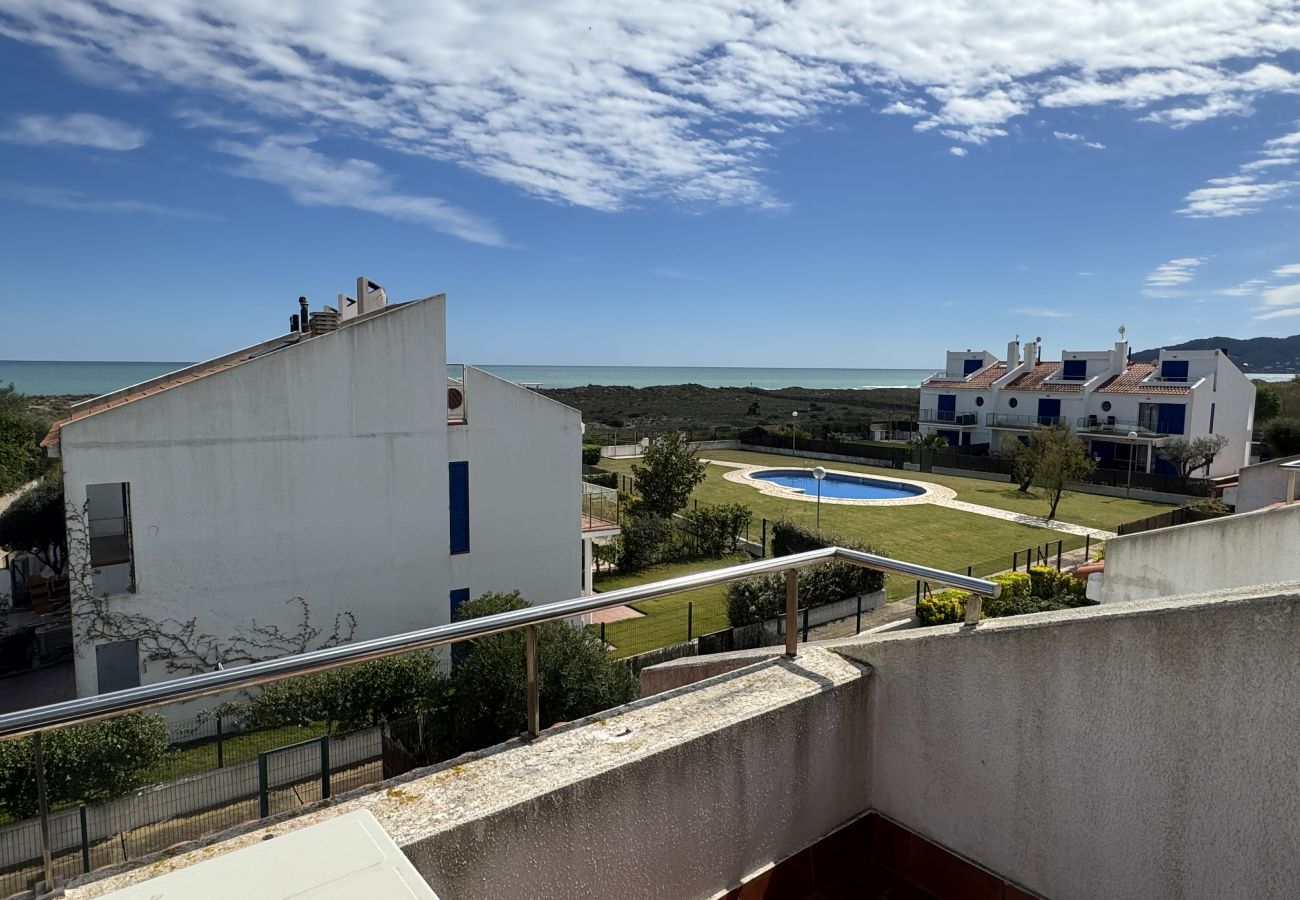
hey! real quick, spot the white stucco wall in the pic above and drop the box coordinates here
[838,582,1300,900]
[59,297,580,698]
[1100,503,1300,604]
[1234,454,1300,512]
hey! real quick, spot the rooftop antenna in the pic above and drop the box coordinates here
[1118,324,1127,339]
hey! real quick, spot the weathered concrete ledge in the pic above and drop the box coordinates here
[68,648,872,900]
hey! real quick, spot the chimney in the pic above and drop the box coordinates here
[1006,338,1020,368]
[1023,339,1039,368]
[289,313,300,334]
[1112,339,1129,374]
[308,306,340,336]
[298,296,310,333]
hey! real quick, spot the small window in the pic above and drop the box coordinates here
[1008,398,1019,408]
[1101,401,1112,412]
[450,587,470,620]
[87,483,133,568]
[963,358,982,376]
[975,396,984,407]
[1062,360,1086,380]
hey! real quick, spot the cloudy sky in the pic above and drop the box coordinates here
[1,1,1299,366]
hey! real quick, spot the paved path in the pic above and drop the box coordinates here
[701,458,1116,540]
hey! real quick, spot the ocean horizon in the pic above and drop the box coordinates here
[2,359,1296,396]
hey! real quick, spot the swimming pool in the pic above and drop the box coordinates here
[749,469,927,501]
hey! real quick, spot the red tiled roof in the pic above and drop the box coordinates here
[1003,361,1084,392]
[41,351,270,448]
[925,363,1006,389]
[1095,362,1192,395]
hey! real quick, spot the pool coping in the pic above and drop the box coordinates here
[723,464,957,507]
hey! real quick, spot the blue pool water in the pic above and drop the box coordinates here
[751,469,925,501]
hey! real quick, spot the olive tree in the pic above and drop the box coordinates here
[1017,425,1096,520]
[1156,434,1230,478]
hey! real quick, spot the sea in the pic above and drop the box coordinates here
[1,360,1295,396]
[0,361,938,395]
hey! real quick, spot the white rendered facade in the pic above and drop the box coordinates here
[918,338,1255,478]
[50,293,582,698]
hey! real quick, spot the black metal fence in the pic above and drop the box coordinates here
[740,431,910,468]
[1116,506,1226,536]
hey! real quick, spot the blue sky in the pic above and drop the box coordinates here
[2,2,1300,367]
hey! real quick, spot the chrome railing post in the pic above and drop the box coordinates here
[785,570,798,657]
[34,730,54,893]
[524,625,540,738]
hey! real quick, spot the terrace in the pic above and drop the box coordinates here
[917,409,978,427]
[985,413,1064,429]
[4,563,1295,900]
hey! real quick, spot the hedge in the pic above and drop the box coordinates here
[582,445,603,466]
[583,471,618,489]
[727,521,884,627]
[680,503,752,557]
[917,566,1089,626]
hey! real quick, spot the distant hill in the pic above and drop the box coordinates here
[1130,334,1300,374]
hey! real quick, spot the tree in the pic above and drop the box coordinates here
[1254,384,1281,424]
[447,592,637,754]
[0,384,51,497]
[629,432,706,518]
[0,478,66,573]
[1156,434,1230,477]
[1018,425,1095,519]
[1265,418,1300,456]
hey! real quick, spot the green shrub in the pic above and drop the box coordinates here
[917,589,969,625]
[582,471,618,489]
[581,445,603,466]
[614,515,677,573]
[1182,497,1231,515]
[682,503,752,557]
[1265,418,1300,456]
[991,571,1031,602]
[0,714,169,819]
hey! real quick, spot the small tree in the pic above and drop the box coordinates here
[447,592,637,754]
[0,478,66,573]
[1265,418,1300,457]
[1254,384,1281,424]
[630,433,706,518]
[1156,434,1230,477]
[1020,425,1095,520]
[909,432,950,451]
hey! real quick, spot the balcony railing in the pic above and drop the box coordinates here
[918,408,978,426]
[986,413,1064,429]
[1074,418,1170,436]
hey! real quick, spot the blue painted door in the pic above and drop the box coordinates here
[1037,398,1060,425]
[937,394,956,423]
[1157,404,1186,435]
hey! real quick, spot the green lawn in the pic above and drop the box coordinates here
[143,722,328,782]
[634,448,1177,533]
[592,554,747,658]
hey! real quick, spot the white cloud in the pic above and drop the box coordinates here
[1258,282,1300,309]
[1218,279,1266,297]
[0,112,146,150]
[1077,271,1093,276]
[1,1,1299,212]
[1053,130,1105,149]
[1178,125,1300,217]
[174,107,261,134]
[1255,305,1300,320]
[1272,263,1300,277]
[1010,307,1071,318]
[1145,256,1206,291]
[0,183,217,220]
[215,136,505,246]
[949,146,968,157]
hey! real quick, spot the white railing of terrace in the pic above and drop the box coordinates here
[0,548,998,892]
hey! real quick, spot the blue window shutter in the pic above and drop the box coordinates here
[1062,360,1086,380]
[1161,360,1189,382]
[963,358,982,375]
[450,588,470,620]
[449,461,470,553]
[1157,404,1186,435]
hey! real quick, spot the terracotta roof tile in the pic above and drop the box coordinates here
[1004,362,1084,392]
[925,363,1006,390]
[1095,362,1192,395]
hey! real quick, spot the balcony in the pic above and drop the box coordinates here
[18,577,1300,900]
[986,413,1064,429]
[918,408,978,427]
[1074,417,1170,437]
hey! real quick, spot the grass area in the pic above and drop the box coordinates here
[592,553,747,658]
[666,448,1177,532]
[143,722,328,782]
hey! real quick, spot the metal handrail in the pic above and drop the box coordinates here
[0,547,998,742]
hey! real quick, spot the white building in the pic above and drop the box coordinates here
[43,284,601,698]
[917,337,1255,478]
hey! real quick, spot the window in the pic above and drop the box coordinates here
[975,396,984,407]
[1008,398,1018,408]
[87,483,133,568]
[450,587,470,620]
[1160,360,1189,382]
[449,461,470,554]
[962,358,982,376]
[1062,360,1086,380]
[1101,401,1112,412]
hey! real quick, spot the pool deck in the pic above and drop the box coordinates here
[711,460,1116,540]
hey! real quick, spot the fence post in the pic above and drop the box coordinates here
[257,752,270,818]
[967,565,972,577]
[524,624,540,738]
[320,737,331,801]
[216,715,224,769]
[802,607,810,643]
[761,518,767,558]
[79,803,90,874]
[1025,546,1032,572]
[1085,534,1091,561]
[784,570,798,658]
[915,580,921,605]
[1056,541,1063,570]
[600,621,606,645]
[34,730,54,892]
[855,594,862,634]
[687,602,693,640]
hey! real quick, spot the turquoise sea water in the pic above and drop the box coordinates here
[0,361,937,395]
[2,360,1295,396]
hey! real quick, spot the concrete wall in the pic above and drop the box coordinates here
[837,582,1300,900]
[1233,453,1300,513]
[1100,503,1300,604]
